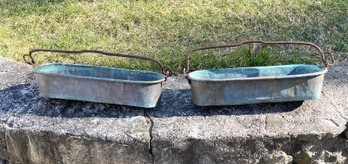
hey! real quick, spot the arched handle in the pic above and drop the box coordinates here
[185,40,333,74]
[23,49,172,77]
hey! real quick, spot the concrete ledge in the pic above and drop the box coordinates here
[0,57,347,163]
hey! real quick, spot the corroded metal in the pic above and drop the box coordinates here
[23,49,173,76]
[185,40,333,74]
[186,40,330,106]
[188,64,327,106]
[23,49,171,108]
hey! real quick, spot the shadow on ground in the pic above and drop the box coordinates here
[0,83,303,118]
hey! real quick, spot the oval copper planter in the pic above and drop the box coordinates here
[185,40,334,106]
[23,49,172,108]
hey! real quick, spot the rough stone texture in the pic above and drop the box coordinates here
[0,57,32,90]
[0,131,8,160]
[0,57,152,163]
[0,56,347,163]
[3,130,151,164]
[148,62,348,163]
[0,159,8,164]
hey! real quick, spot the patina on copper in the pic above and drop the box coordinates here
[185,40,333,106]
[23,49,172,108]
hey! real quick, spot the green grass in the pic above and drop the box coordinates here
[0,0,347,74]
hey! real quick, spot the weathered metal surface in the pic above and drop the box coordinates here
[23,49,173,76]
[186,40,331,106]
[23,49,172,108]
[185,40,334,73]
[35,63,165,108]
[188,64,327,106]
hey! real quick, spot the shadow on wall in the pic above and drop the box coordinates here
[0,83,303,119]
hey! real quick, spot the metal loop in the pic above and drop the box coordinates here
[23,54,34,65]
[324,51,335,67]
[162,66,173,77]
[185,40,329,74]
[23,49,172,77]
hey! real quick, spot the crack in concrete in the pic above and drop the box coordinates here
[264,115,269,131]
[1,132,9,163]
[4,131,13,163]
[144,110,154,163]
[287,134,296,162]
[337,110,348,121]
[0,115,11,162]
[235,117,247,129]
[328,119,340,127]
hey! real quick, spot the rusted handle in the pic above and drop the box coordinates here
[185,40,332,74]
[23,49,172,77]
[324,51,335,66]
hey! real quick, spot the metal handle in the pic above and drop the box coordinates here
[23,49,172,77]
[185,40,333,74]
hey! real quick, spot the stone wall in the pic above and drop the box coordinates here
[0,57,347,163]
